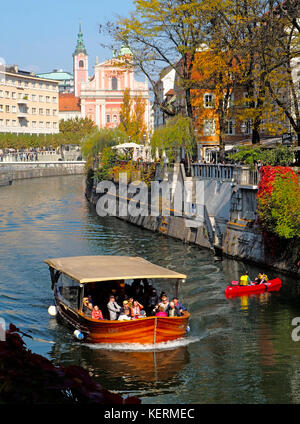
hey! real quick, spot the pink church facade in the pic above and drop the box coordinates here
[73,27,151,134]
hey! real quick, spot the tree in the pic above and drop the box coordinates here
[119,88,147,142]
[103,0,210,119]
[150,115,196,167]
[59,117,96,135]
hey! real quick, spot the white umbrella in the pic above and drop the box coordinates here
[112,142,143,149]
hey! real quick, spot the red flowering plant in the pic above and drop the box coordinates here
[257,166,300,241]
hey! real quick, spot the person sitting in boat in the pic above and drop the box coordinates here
[239,271,252,286]
[82,297,89,313]
[92,305,103,320]
[172,297,187,314]
[155,306,168,317]
[254,272,269,284]
[153,296,169,314]
[107,295,121,320]
[120,300,131,314]
[166,301,181,317]
[146,289,159,314]
[84,302,93,317]
[118,308,132,321]
[130,300,144,319]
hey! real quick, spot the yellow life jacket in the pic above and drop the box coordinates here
[262,274,268,282]
[240,275,249,286]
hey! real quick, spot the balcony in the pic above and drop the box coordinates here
[17,97,28,105]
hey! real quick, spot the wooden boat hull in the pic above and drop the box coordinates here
[225,277,282,298]
[55,296,190,344]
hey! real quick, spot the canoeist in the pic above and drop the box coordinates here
[254,272,269,285]
[239,271,251,286]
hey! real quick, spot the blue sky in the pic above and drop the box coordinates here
[0,0,134,74]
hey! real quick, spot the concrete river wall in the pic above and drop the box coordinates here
[0,161,86,185]
[86,163,300,277]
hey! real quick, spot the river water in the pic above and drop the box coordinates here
[0,175,300,404]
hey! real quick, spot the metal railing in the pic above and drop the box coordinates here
[190,163,259,186]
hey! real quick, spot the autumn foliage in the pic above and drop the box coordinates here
[257,166,300,239]
[0,323,140,404]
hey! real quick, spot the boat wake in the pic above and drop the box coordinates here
[84,335,201,352]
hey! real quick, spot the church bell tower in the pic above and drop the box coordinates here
[73,23,88,97]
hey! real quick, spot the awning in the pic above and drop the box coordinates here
[44,255,186,284]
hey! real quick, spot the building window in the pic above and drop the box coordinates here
[79,60,84,68]
[106,114,110,123]
[5,105,9,113]
[225,120,235,135]
[53,109,57,115]
[46,109,50,116]
[112,77,117,90]
[0,105,3,112]
[32,95,36,101]
[39,108,43,115]
[203,119,215,136]
[46,122,50,128]
[243,120,252,135]
[5,91,9,98]
[204,93,214,108]
[6,119,10,126]
[39,121,43,128]
[0,119,3,126]
[12,120,17,127]
[53,97,57,103]
[53,122,57,129]
[0,90,2,98]
[113,115,117,123]
[46,96,50,102]
[39,95,44,102]
[12,106,16,113]
[12,92,17,99]
[32,108,36,114]
[32,121,36,128]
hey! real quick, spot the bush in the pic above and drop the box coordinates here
[257,166,300,239]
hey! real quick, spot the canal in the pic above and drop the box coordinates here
[0,175,300,404]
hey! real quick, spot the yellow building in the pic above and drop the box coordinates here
[0,65,59,134]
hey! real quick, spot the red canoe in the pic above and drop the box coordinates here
[225,278,282,298]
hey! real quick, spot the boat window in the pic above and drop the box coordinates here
[57,274,81,310]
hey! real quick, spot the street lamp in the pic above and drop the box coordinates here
[240,122,247,135]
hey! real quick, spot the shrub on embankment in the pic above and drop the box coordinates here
[257,165,300,240]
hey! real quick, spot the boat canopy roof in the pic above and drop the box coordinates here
[44,255,187,284]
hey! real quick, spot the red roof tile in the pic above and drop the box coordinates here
[59,93,81,112]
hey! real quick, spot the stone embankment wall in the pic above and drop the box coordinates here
[0,161,85,185]
[86,163,299,277]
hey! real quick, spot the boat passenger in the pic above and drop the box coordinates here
[172,297,187,314]
[254,273,264,284]
[120,300,131,314]
[128,297,134,308]
[92,305,104,320]
[84,302,93,317]
[153,296,169,314]
[155,306,168,317]
[146,289,159,313]
[130,300,144,319]
[118,309,132,321]
[107,295,121,320]
[166,302,181,317]
[82,297,89,313]
[239,271,252,286]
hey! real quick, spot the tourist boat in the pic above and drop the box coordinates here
[224,277,282,298]
[45,255,190,344]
